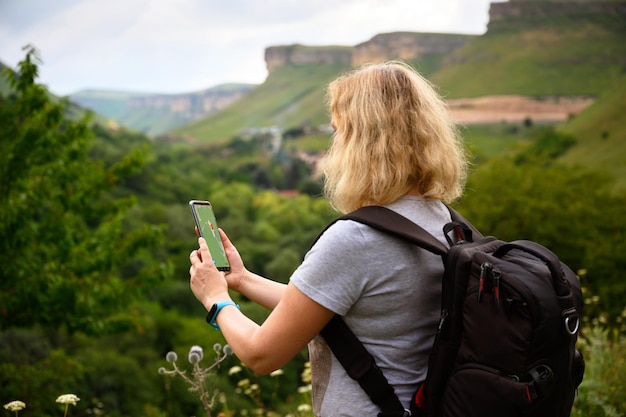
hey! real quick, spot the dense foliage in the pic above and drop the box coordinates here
[0,46,169,334]
[459,128,626,318]
[1,49,625,417]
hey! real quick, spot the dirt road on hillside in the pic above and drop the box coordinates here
[448,95,594,125]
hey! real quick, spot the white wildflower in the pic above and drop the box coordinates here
[228,365,243,375]
[56,394,80,405]
[3,401,26,412]
[297,384,312,393]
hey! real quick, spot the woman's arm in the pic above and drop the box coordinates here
[218,228,285,310]
[190,237,334,374]
[216,281,333,374]
[235,269,286,310]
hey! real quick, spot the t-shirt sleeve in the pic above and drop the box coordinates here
[290,220,372,315]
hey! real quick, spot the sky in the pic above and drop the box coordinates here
[0,0,497,96]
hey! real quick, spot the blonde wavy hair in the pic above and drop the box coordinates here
[322,61,468,213]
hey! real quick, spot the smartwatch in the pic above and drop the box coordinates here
[206,300,240,330]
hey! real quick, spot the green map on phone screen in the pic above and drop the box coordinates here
[195,205,229,269]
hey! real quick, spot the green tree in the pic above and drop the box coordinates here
[459,152,626,317]
[0,45,169,333]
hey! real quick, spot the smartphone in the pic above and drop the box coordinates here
[189,200,230,272]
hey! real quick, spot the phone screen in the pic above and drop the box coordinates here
[189,200,230,271]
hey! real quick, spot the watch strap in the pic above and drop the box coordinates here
[206,300,240,330]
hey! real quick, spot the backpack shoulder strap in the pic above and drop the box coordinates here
[338,205,449,255]
[312,204,479,251]
[320,316,409,416]
[446,205,483,241]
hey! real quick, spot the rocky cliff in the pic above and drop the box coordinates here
[264,44,352,72]
[265,0,625,72]
[264,33,474,72]
[352,32,473,67]
[488,0,626,29]
[126,87,251,119]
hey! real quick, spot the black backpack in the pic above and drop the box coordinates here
[319,205,585,417]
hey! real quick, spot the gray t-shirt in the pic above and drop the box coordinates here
[290,196,451,417]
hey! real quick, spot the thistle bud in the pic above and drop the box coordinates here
[188,345,204,364]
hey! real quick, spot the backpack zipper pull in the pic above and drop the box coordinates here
[438,309,449,331]
[492,268,502,312]
[478,262,491,302]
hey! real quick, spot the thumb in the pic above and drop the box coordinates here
[218,228,233,250]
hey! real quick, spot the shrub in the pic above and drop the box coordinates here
[571,324,626,416]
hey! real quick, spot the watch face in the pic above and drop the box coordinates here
[205,301,238,330]
[207,304,219,325]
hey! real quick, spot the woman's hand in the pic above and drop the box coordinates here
[218,229,248,292]
[189,237,230,309]
[192,229,284,310]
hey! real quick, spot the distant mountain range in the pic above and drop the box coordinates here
[4,0,624,140]
[69,84,255,136]
[68,31,475,136]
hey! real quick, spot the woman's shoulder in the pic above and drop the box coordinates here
[384,196,448,219]
[315,218,379,250]
[314,197,451,253]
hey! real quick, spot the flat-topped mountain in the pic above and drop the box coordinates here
[264,32,474,74]
[489,0,626,29]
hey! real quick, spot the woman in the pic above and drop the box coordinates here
[189,61,468,416]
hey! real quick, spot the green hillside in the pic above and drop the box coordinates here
[432,14,626,97]
[558,75,626,191]
[69,90,135,120]
[175,62,350,142]
[111,104,186,134]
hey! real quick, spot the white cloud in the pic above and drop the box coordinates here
[0,0,493,95]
